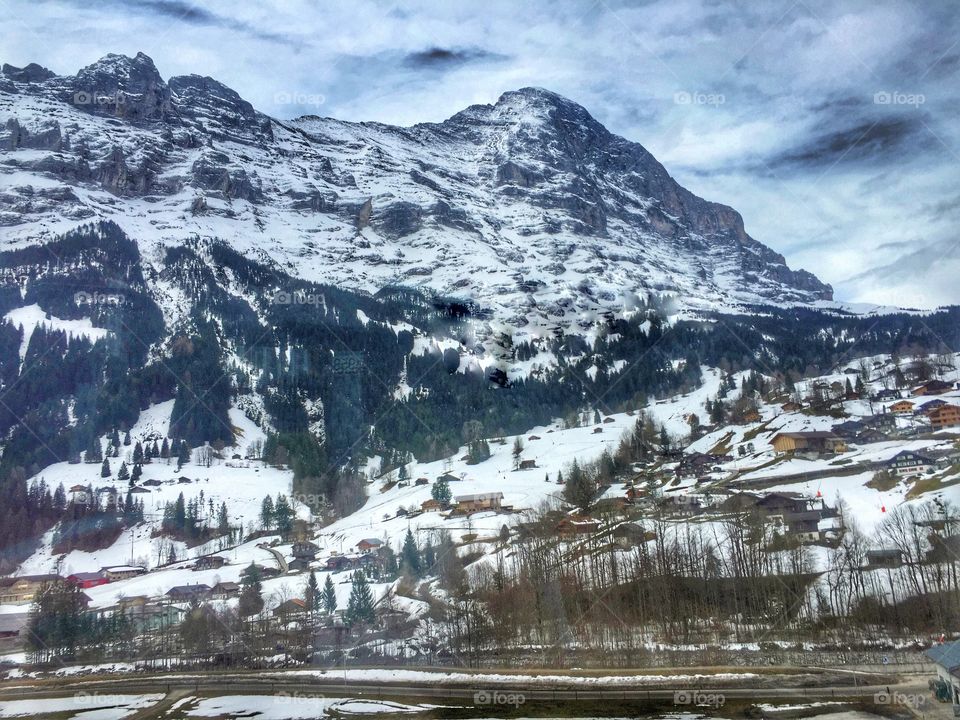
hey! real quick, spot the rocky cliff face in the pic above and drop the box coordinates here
[0,53,831,338]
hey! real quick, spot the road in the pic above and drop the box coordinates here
[260,544,288,573]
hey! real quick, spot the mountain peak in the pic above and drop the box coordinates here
[70,51,172,122]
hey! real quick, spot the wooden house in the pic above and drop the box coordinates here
[770,431,846,455]
[454,492,504,513]
[913,379,953,396]
[929,405,960,431]
[356,538,383,554]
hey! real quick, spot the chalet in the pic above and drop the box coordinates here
[603,417,615,424]
[454,492,504,513]
[273,598,307,620]
[0,574,61,604]
[518,459,537,470]
[872,388,901,402]
[924,641,960,710]
[770,431,846,455]
[292,541,319,559]
[889,400,915,415]
[356,538,383,554]
[142,479,162,487]
[415,477,430,486]
[0,612,28,641]
[832,420,865,439]
[916,399,950,415]
[887,450,935,477]
[935,450,960,469]
[865,548,903,568]
[742,410,762,423]
[288,557,314,572]
[130,486,151,494]
[780,401,803,412]
[165,584,210,602]
[929,405,960,431]
[290,541,319,570]
[528,435,541,441]
[100,565,145,581]
[611,522,648,548]
[210,581,240,599]
[436,472,460,484]
[779,510,823,543]
[592,427,603,434]
[926,535,960,564]
[325,555,354,571]
[193,555,227,571]
[913,379,953,396]
[117,595,149,610]
[68,572,108,589]
[864,412,897,430]
[719,492,812,517]
[177,476,193,484]
[556,516,599,536]
[421,498,442,512]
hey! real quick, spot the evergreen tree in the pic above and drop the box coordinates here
[123,429,131,446]
[177,440,190,470]
[100,458,111,478]
[305,570,319,615]
[274,494,293,537]
[132,441,143,464]
[260,495,275,529]
[117,461,130,484]
[431,478,452,506]
[322,575,337,614]
[174,492,187,531]
[563,459,594,512]
[400,529,422,577]
[346,570,375,626]
[238,562,264,616]
[160,438,170,459]
[131,463,142,484]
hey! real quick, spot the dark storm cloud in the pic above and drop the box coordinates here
[404,47,507,69]
[768,116,925,170]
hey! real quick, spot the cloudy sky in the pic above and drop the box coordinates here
[3,0,958,308]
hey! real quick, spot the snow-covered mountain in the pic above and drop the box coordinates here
[1,52,831,335]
